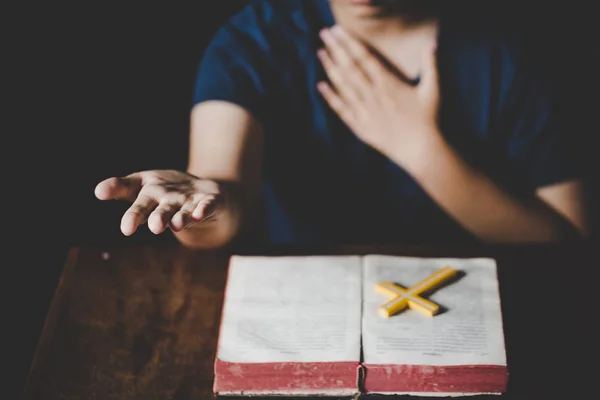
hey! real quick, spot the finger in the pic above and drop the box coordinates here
[170,200,201,232]
[191,194,221,222]
[320,28,370,102]
[328,26,378,77]
[317,81,354,126]
[329,25,385,84]
[148,201,181,235]
[94,173,143,201]
[121,194,157,236]
[329,26,369,61]
[320,27,354,68]
[317,49,363,105]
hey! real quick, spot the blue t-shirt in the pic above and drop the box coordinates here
[193,0,581,245]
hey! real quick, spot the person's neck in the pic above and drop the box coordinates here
[329,2,439,83]
[329,2,438,44]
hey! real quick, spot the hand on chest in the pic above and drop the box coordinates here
[317,25,442,168]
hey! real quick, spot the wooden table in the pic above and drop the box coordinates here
[21,243,598,399]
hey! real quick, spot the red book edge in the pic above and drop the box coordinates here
[363,363,509,395]
[214,360,361,396]
[212,259,361,396]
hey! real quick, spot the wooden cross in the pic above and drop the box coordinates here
[375,266,458,318]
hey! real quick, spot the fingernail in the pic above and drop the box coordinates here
[193,200,210,219]
[330,25,345,36]
[320,28,332,41]
[192,207,204,219]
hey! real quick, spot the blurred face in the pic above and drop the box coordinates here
[330,0,442,22]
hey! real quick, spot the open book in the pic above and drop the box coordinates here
[213,255,508,397]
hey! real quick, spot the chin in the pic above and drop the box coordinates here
[331,0,443,21]
[373,1,443,21]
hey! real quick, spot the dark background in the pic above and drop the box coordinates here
[14,2,249,398]
[13,1,599,398]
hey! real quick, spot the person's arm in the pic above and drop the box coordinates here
[96,3,271,249]
[172,101,264,249]
[397,132,587,243]
[316,25,589,243]
[94,101,264,250]
[162,4,272,248]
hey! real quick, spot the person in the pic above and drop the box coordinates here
[94,0,589,249]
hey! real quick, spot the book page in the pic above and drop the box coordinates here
[217,255,363,363]
[362,255,506,366]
